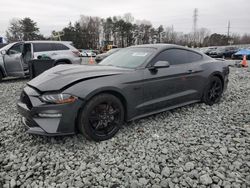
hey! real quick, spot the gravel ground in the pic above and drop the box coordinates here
[0,67,250,188]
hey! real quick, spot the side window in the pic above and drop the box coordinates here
[153,49,202,65]
[33,43,53,52]
[52,43,69,51]
[56,43,69,50]
[57,43,69,50]
[8,44,23,55]
[185,50,203,63]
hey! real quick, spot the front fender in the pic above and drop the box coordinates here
[84,86,125,101]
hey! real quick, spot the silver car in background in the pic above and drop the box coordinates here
[0,41,81,81]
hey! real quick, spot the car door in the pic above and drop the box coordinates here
[50,43,70,60]
[22,43,33,70]
[141,48,204,114]
[3,42,25,77]
[33,43,53,59]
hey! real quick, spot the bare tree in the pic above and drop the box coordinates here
[123,13,134,23]
[5,18,23,42]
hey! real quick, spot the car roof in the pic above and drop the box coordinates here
[129,43,203,54]
[129,43,178,50]
[25,40,72,44]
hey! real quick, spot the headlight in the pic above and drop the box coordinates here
[40,94,77,104]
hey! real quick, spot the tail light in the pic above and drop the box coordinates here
[72,50,81,57]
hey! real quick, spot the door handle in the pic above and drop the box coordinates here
[187,70,193,74]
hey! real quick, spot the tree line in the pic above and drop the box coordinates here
[6,14,250,49]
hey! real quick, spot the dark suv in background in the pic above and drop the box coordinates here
[209,46,239,58]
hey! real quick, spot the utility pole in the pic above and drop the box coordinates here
[227,20,231,38]
[171,25,174,43]
[193,8,198,34]
[192,8,198,46]
[227,21,233,45]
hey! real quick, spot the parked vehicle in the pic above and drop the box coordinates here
[17,44,229,141]
[209,46,239,58]
[200,47,217,56]
[0,41,81,82]
[80,50,96,57]
[232,53,250,60]
[95,48,121,63]
[232,49,250,60]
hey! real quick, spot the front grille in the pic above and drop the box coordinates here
[20,91,33,109]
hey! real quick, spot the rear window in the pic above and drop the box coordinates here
[52,43,69,51]
[33,43,52,52]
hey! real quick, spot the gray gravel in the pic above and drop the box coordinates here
[0,67,250,188]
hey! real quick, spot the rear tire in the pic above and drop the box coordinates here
[203,76,223,105]
[0,71,3,82]
[77,94,124,141]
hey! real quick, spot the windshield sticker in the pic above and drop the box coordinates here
[132,52,148,57]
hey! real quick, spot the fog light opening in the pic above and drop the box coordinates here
[38,113,62,118]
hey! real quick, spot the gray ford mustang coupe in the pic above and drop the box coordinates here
[17,44,229,141]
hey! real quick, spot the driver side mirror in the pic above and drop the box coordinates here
[149,61,170,70]
[0,50,6,55]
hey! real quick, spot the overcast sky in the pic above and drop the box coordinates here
[0,0,250,37]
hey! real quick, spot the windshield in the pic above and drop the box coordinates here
[0,43,15,51]
[99,47,156,68]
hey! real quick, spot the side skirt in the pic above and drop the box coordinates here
[128,100,200,122]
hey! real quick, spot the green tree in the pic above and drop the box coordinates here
[203,33,228,46]
[6,17,44,42]
[20,17,42,40]
[103,17,113,43]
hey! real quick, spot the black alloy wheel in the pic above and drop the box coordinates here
[78,94,124,141]
[203,76,223,105]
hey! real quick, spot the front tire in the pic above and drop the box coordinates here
[203,76,223,105]
[78,94,124,141]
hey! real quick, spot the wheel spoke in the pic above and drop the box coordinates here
[106,102,112,111]
[215,86,221,91]
[109,109,120,115]
[95,121,102,130]
[89,115,99,121]
[212,81,217,88]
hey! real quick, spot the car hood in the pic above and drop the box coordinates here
[28,64,132,92]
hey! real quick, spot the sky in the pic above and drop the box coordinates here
[0,0,250,37]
